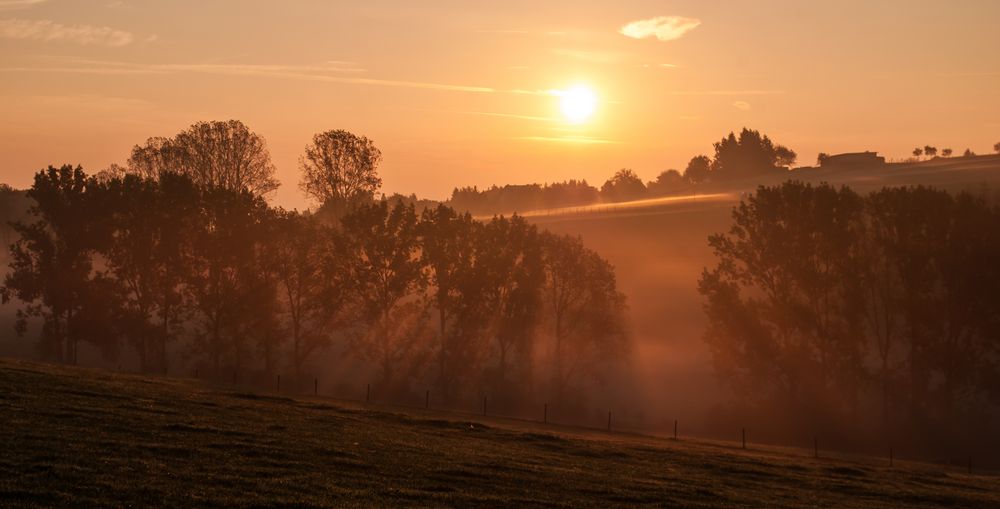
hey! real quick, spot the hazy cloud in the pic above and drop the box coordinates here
[0,18,134,46]
[517,136,618,144]
[0,0,46,10]
[732,101,751,111]
[620,16,701,42]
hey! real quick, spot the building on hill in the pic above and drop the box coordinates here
[819,151,886,170]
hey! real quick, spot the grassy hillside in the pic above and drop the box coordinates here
[1,359,996,508]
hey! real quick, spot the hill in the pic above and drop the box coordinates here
[1,359,996,508]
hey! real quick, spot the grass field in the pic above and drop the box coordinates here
[1,359,997,508]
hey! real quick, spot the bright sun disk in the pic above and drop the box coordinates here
[559,85,597,123]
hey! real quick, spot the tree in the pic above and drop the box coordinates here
[683,155,712,184]
[185,187,271,377]
[418,205,480,402]
[963,149,976,158]
[540,233,628,409]
[699,182,866,412]
[102,173,196,373]
[128,120,279,197]
[817,153,831,166]
[265,210,348,388]
[710,128,794,180]
[941,148,953,158]
[600,169,646,202]
[923,145,938,158]
[646,169,686,196]
[299,130,382,214]
[474,215,545,402]
[342,200,427,396]
[913,148,923,158]
[994,141,1000,154]
[1,166,116,364]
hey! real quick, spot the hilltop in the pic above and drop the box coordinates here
[1,359,996,508]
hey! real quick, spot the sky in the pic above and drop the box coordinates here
[1,0,998,208]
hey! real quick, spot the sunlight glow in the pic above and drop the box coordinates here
[558,85,597,124]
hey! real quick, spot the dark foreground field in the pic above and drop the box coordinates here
[1,359,997,508]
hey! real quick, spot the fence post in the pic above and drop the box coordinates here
[674,420,678,440]
[366,383,370,403]
[233,370,237,386]
[607,411,612,432]
[425,389,429,409]
[742,428,746,449]
[314,377,318,396]
[195,367,199,379]
[814,436,818,458]
[276,375,281,393]
[544,403,548,424]
[968,457,972,475]
[483,396,487,416]
[889,447,894,467]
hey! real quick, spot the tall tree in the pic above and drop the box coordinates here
[540,233,628,408]
[128,120,279,196]
[710,128,794,180]
[683,155,712,184]
[342,200,427,396]
[418,205,480,402]
[1,166,115,363]
[299,130,382,215]
[600,169,646,203]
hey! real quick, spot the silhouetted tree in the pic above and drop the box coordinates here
[710,128,794,180]
[540,233,628,409]
[418,205,480,402]
[299,130,382,216]
[963,148,976,157]
[913,148,923,159]
[941,148,953,157]
[600,169,646,202]
[265,210,348,388]
[128,120,279,196]
[817,153,831,166]
[683,155,712,184]
[647,169,686,196]
[1,166,115,363]
[994,141,1000,154]
[342,200,427,396]
[923,145,938,158]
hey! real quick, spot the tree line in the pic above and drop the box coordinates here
[443,128,797,215]
[1,120,629,416]
[700,181,1000,452]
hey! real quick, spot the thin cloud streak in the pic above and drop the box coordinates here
[0,58,499,93]
[0,18,135,46]
[517,136,618,144]
[0,0,46,10]
[459,111,561,122]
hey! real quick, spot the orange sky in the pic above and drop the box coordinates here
[1,0,998,208]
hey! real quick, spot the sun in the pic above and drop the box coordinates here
[559,85,597,124]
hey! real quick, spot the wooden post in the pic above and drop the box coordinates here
[233,370,237,386]
[314,377,318,396]
[544,403,548,424]
[425,390,429,409]
[889,447,894,467]
[607,411,612,432]
[195,367,199,379]
[742,428,746,449]
[968,457,972,475]
[674,420,678,440]
[814,436,818,458]
[483,396,487,416]
[366,383,370,403]
[276,374,281,393]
